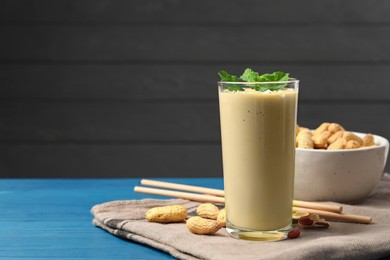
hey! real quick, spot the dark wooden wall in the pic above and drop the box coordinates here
[1,0,389,178]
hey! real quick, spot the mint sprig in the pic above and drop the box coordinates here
[257,71,290,91]
[218,70,244,91]
[258,71,289,82]
[240,68,260,82]
[218,68,290,92]
[218,70,239,82]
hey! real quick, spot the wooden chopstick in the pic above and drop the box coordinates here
[140,179,343,213]
[134,185,372,224]
[134,186,224,204]
[293,207,372,224]
[141,179,224,197]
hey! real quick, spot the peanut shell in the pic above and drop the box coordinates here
[345,140,361,149]
[186,216,221,235]
[145,205,188,223]
[363,133,375,146]
[343,132,363,146]
[216,208,226,227]
[312,131,331,149]
[297,126,312,136]
[327,138,346,150]
[328,131,344,144]
[328,123,345,133]
[313,122,330,135]
[196,203,219,220]
[296,132,314,149]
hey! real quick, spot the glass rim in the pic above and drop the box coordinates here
[218,78,299,85]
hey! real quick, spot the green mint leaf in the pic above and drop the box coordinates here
[258,71,289,82]
[218,70,244,91]
[253,85,270,91]
[240,68,260,82]
[257,71,290,91]
[218,70,239,82]
[226,85,245,91]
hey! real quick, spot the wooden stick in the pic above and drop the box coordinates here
[134,186,225,204]
[140,179,225,197]
[293,200,343,214]
[134,186,371,224]
[140,179,343,213]
[293,207,372,224]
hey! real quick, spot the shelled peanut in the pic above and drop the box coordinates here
[296,122,376,150]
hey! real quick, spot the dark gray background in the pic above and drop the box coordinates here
[1,0,389,178]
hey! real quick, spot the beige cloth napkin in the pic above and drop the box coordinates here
[91,175,390,260]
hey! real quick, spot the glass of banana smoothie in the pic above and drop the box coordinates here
[218,76,299,241]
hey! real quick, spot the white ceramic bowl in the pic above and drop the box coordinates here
[294,132,389,202]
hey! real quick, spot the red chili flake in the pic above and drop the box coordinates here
[287,229,301,239]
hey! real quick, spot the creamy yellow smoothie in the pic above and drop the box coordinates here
[219,86,298,232]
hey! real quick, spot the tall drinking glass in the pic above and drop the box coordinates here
[218,80,299,241]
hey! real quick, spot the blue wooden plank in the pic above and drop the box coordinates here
[0,178,223,259]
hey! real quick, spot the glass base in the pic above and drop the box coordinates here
[226,220,292,242]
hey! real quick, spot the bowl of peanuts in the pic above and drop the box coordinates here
[294,122,389,202]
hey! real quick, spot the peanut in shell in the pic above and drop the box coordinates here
[145,205,188,223]
[313,122,330,135]
[217,208,226,227]
[327,138,347,150]
[363,133,375,146]
[196,203,219,220]
[312,131,331,149]
[328,131,344,144]
[328,123,345,133]
[296,131,314,149]
[345,140,361,149]
[186,216,221,235]
[343,131,363,146]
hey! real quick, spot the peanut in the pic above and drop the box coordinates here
[296,131,314,149]
[145,205,188,223]
[297,123,377,150]
[216,208,226,227]
[297,126,311,135]
[345,140,361,149]
[343,131,363,146]
[327,138,347,150]
[298,217,314,227]
[186,216,221,235]
[363,133,375,146]
[312,131,332,149]
[328,123,345,133]
[311,134,328,149]
[196,203,219,220]
[313,122,330,135]
[327,130,344,144]
[298,215,329,229]
[287,229,301,239]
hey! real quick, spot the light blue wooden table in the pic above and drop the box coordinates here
[0,178,223,259]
